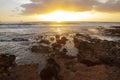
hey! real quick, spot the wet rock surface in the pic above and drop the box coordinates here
[0,54,16,80]
[38,39,50,45]
[12,38,29,41]
[31,38,51,53]
[74,33,120,67]
[103,26,120,37]
[40,58,61,80]
[31,45,51,53]
[30,35,68,54]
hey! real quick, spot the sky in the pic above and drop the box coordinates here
[0,0,120,22]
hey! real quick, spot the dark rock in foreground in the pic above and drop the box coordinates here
[40,58,61,80]
[0,54,16,80]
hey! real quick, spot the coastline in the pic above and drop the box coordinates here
[0,25,120,80]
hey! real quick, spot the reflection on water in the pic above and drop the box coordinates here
[88,28,99,33]
[50,25,70,34]
[56,28,62,34]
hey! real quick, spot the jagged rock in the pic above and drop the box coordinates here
[56,36,68,45]
[103,27,120,37]
[61,37,68,41]
[0,54,16,80]
[31,45,51,53]
[40,58,61,80]
[0,40,11,42]
[62,48,67,54]
[38,35,43,39]
[74,35,120,67]
[75,33,91,40]
[50,37,55,41]
[12,38,28,41]
[55,35,60,42]
[52,43,62,51]
[35,35,43,41]
[55,35,60,40]
[39,39,50,45]
[76,33,83,36]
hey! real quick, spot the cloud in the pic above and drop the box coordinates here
[95,0,120,12]
[21,0,120,15]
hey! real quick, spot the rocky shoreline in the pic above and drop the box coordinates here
[0,26,120,80]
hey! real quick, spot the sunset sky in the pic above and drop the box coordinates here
[0,0,120,22]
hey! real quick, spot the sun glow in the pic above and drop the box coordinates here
[37,10,93,22]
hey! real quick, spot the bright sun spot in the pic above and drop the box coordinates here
[36,10,93,22]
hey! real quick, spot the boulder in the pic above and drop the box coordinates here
[50,37,55,41]
[55,35,60,39]
[52,43,62,51]
[31,45,51,53]
[39,39,50,45]
[40,58,60,80]
[0,54,16,80]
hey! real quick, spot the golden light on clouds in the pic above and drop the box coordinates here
[0,0,120,22]
[36,10,93,22]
